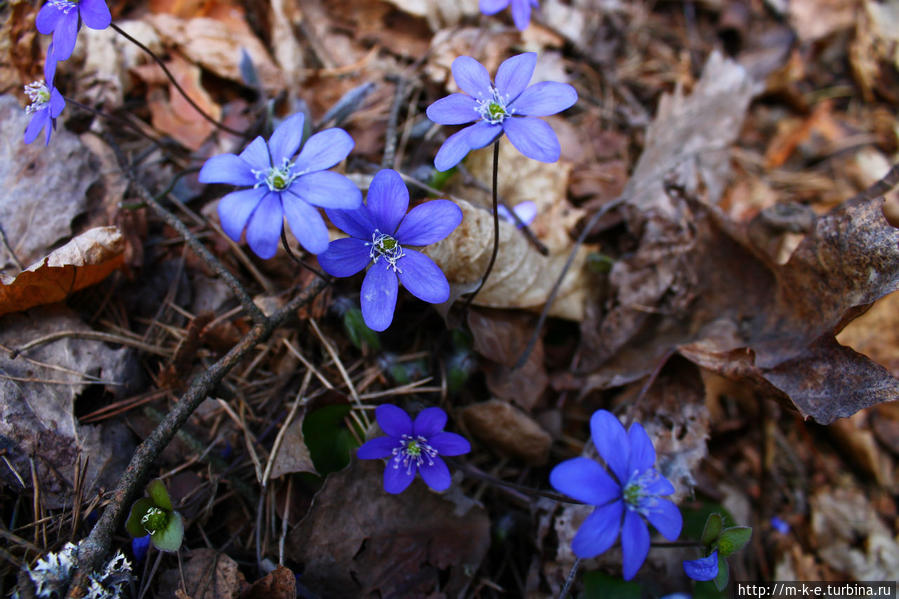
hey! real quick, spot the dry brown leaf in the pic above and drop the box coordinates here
[269,416,317,479]
[462,399,551,465]
[240,566,296,599]
[0,227,124,317]
[159,549,246,599]
[382,0,479,31]
[425,27,519,88]
[789,0,861,43]
[0,95,103,278]
[287,459,490,598]
[143,12,283,92]
[423,198,590,320]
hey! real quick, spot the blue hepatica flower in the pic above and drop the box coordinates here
[37,0,112,63]
[357,404,471,494]
[198,113,361,259]
[23,72,65,145]
[480,0,539,31]
[550,410,683,580]
[317,169,462,331]
[683,550,719,581]
[497,200,537,228]
[426,52,577,172]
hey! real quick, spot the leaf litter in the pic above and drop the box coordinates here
[1,0,899,595]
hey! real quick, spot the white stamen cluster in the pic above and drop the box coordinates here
[623,469,661,513]
[48,0,79,13]
[253,158,297,192]
[475,87,514,124]
[24,81,50,114]
[367,230,405,272]
[391,433,438,475]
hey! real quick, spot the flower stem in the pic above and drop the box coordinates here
[461,139,501,314]
[110,22,246,138]
[651,540,703,548]
[559,558,581,599]
[279,229,331,282]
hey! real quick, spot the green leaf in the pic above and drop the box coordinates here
[150,510,184,552]
[580,571,642,599]
[147,479,173,510]
[701,513,724,546]
[343,307,380,351]
[302,404,354,475]
[713,554,729,591]
[125,498,155,538]
[718,526,752,557]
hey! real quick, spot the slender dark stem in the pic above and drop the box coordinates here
[110,23,245,138]
[848,159,899,204]
[513,195,626,369]
[623,347,675,428]
[504,201,549,256]
[454,460,581,504]
[279,229,331,282]
[64,95,166,150]
[461,140,501,314]
[559,558,581,599]
[651,540,703,548]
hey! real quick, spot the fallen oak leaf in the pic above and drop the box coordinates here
[0,227,124,317]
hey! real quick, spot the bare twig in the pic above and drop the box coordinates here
[848,160,899,204]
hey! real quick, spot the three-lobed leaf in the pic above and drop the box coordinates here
[717,526,752,557]
[701,513,724,547]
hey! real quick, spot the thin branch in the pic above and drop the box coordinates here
[559,558,581,599]
[460,140,501,314]
[64,278,326,597]
[848,160,899,204]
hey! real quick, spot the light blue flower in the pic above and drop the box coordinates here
[683,551,718,581]
[37,0,111,63]
[480,0,539,30]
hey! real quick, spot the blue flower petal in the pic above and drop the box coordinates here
[24,108,49,146]
[627,422,656,474]
[218,187,266,241]
[683,551,719,581]
[131,535,151,563]
[288,171,362,210]
[510,81,578,116]
[245,192,283,259]
[198,154,256,186]
[48,88,65,118]
[383,458,416,494]
[396,200,462,247]
[44,55,58,87]
[413,407,446,437]
[282,194,329,254]
[643,497,682,541]
[293,127,354,173]
[479,0,509,15]
[376,404,413,436]
[357,436,399,459]
[239,136,272,171]
[426,94,480,125]
[317,237,370,277]
[503,116,560,163]
[326,206,377,240]
[267,113,305,166]
[510,0,533,30]
[366,169,408,234]
[396,249,449,304]
[51,12,79,62]
[429,432,471,456]
[495,53,536,101]
[571,500,623,559]
[36,3,63,34]
[419,456,451,491]
[452,56,492,98]
[434,122,502,172]
[361,261,398,331]
[621,509,650,580]
[80,0,112,30]
[590,410,630,486]
[643,473,675,497]
[466,120,504,150]
[550,457,621,506]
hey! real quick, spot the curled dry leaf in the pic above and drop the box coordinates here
[159,548,246,599]
[287,459,490,598]
[0,227,125,317]
[422,198,590,320]
[240,566,296,599]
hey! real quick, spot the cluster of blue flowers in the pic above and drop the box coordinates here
[26,0,112,145]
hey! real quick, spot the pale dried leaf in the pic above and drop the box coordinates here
[462,399,551,464]
[423,198,590,320]
[382,0,480,30]
[790,0,861,43]
[269,416,317,479]
[159,549,245,599]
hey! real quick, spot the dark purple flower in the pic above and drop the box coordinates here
[683,551,719,581]
[479,0,539,30]
[426,52,577,171]
[198,113,361,259]
[23,74,65,145]
[36,0,112,63]
[357,404,471,494]
[550,410,682,580]
[317,169,462,331]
